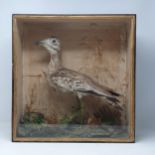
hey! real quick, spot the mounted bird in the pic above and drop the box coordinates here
[36,36,123,124]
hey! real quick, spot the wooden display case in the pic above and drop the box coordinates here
[12,14,136,142]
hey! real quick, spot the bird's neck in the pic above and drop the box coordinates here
[48,53,62,74]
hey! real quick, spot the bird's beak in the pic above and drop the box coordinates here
[35,40,44,46]
[35,41,40,46]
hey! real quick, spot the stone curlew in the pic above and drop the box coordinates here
[36,37,123,123]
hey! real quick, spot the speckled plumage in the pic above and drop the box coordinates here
[37,37,122,109]
[49,68,120,102]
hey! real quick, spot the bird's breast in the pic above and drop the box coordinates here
[51,76,74,91]
[50,75,85,92]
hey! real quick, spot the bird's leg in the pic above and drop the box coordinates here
[77,93,84,125]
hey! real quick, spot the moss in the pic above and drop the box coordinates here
[22,112,45,124]
[59,110,82,124]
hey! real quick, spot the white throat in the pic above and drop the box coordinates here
[48,50,61,74]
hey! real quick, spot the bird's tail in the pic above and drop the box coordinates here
[86,89,120,101]
[78,88,123,110]
[91,89,123,110]
[106,96,120,104]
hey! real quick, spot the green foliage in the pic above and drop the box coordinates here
[22,112,45,124]
[59,110,82,124]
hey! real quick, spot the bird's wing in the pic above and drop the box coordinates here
[50,68,122,110]
[51,68,120,98]
[50,68,94,92]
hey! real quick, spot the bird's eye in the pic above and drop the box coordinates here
[52,39,56,43]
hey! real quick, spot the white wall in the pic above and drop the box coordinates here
[0,0,155,155]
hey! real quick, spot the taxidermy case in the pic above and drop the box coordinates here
[12,15,136,142]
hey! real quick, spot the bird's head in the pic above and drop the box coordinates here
[36,36,60,55]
